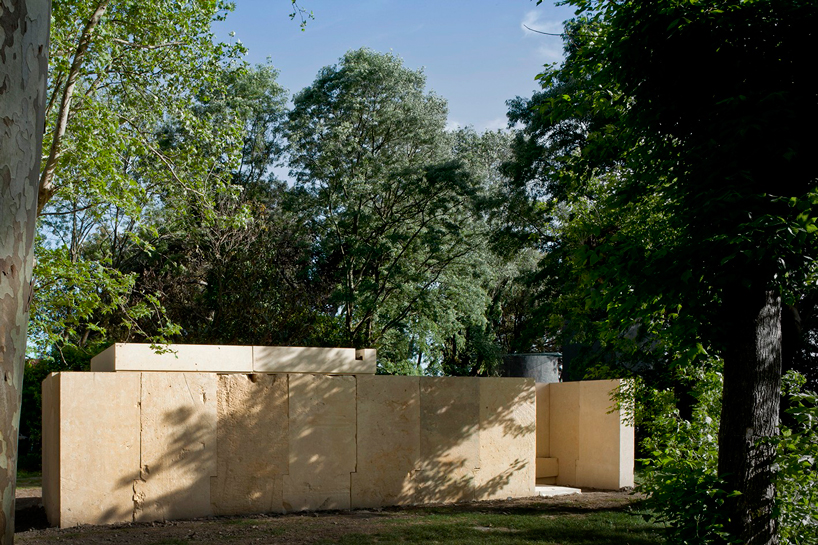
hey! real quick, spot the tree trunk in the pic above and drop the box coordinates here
[718,288,783,545]
[0,1,50,543]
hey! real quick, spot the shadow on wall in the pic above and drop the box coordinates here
[65,372,535,526]
[411,377,535,504]
[99,373,220,524]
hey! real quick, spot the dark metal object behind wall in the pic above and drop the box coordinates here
[501,353,561,383]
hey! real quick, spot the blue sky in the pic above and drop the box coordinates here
[213,1,576,131]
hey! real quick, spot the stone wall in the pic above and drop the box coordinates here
[42,344,633,528]
[535,380,634,490]
[42,372,536,527]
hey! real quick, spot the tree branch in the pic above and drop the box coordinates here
[39,0,112,216]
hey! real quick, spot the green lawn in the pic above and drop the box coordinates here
[316,501,663,545]
[16,470,41,490]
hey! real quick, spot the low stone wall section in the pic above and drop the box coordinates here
[536,379,634,490]
[42,373,536,527]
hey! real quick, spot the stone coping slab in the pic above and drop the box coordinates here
[90,343,376,374]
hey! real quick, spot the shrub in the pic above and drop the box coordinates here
[637,368,818,544]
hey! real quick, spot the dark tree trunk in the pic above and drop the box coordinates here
[0,1,50,543]
[718,288,782,545]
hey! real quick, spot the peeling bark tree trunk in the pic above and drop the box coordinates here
[0,1,50,543]
[718,288,783,545]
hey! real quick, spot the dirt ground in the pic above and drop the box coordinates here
[14,488,643,545]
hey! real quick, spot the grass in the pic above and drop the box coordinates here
[317,502,663,545]
[12,469,664,545]
[16,469,42,490]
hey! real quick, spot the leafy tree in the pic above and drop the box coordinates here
[32,0,248,356]
[103,63,347,348]
[527,1,818,542]
[126,182,344,347]
[2,2,307,539]
[436,128,556,373]
[41,0,244,212]
[286,49,493,369]
[195,63,289,188]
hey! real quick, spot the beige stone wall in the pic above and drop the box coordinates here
[43,372,536,527]
[416,377,481,502]
[42,373,141,528]
[284,374,358,511]
[540,379,634,490]
[134,373,218,522]
[548,381,580,486]
[43,347,632,529]
[210,374,288,516]
[351,375,420,508]
[41,374,60,527]
[475,378,536,500]
[535,382,550,458]
[254,346,375,374]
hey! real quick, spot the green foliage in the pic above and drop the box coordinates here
[532,1,818,346]
[196,62,289,188]
[46,0,245,204]
[636,366,732,544]
[286,49,507,372]
[126,182,345,347]
[33,41,533,376]
[33,0,249,357]
[288,0,314,30]
[636,369,818,544]
[29,240,180,357]
[32,8,561,385]
[512,5,818,537]
[775,373,818,544]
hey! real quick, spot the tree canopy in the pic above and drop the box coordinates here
[519,1,818,542]
[286,49,509,371]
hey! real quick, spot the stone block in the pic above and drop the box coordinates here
[211,374,289,515]
[535,485,581,497]
[351,376,420,508]
[619,398,636,488]
[549,381,580,487]
[535,383,550,457]
[42,372,141,527]
[475,378,536,500]
[253,346,375,374]
[350,471,416,509]
[416,377,479,503]
[576,379,634,490]
[285,374,356,509]
[90,343,252,373]
[355,375,420,473]
[355,348,377,372]
[134,373,217,522]
[282,473,351,512]
[536,457,559,478]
